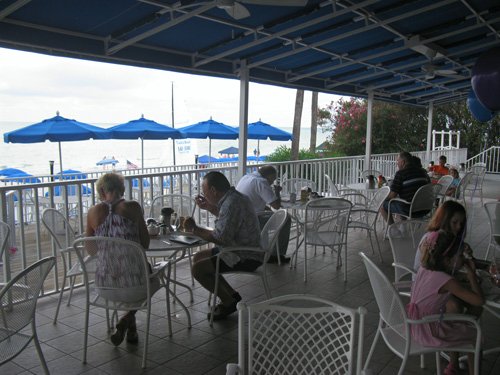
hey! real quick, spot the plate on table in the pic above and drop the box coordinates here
[169,234,201,245]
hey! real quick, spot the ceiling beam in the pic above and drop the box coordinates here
[107,3,215,55]
[0,0,31,21]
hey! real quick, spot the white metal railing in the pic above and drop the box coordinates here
[0,148,467,294]
[465,146,500,173]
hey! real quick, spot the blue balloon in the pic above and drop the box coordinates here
[467,90,494,122]
[471,47,500,111]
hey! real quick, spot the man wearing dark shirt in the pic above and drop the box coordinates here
[381,151,430,225]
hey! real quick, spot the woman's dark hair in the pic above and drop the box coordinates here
[427,200,467,238]
[421,230,461,272]
[203,171,230,192]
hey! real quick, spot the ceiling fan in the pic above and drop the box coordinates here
[180,0,308,20]
[421,62,462,80]
[405,35,462,80]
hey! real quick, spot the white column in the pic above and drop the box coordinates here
[426,102,433,162]
[237,60,249,180]
[457,131,461,149]
[364,91,374,170]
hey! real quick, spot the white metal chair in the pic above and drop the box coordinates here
[0,220,10,266]
[465,163,486,205]
[281,178,317,196]
[0,256,56,375]
[210,209,288,326]
[387,221,426,294]
[447,171,472,208]
[360,252,482,375]
[434,175,453,205]
[296,197,352,282]
[226,294,367,375]
[385,184,435,237]
[484,201,500,261]
[41,208,90,324]
[347,186,390,262]
[325,174,354,197]
[73,236,170,369]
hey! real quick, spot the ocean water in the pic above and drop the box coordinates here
[0,122,329,176]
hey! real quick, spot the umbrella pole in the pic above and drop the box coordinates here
[58,141,64,176]
[209,139,212,165]
[141,138,144,170]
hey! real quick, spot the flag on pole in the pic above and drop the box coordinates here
[126,160,138,169]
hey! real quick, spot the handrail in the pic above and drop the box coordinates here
[465,146,500,174]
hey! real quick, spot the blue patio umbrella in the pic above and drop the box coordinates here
[177,118,238,159]
[96,157,119,167]
[246,120,293,155]
[108,115,185,169]
[54,169,88,180]
[3,112,110,175]
[1,172,41,184]
[218,146,239,155]
[198,155,220,164]
[0,168,31,177]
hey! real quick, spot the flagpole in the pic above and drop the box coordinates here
[171,81,176,166]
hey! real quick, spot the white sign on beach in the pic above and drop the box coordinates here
[176,139,192,154]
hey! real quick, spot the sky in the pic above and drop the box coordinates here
[0,47,340,128]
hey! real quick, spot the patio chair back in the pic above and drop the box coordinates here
[434,175,453,203]
[0,256,56,374]
[73,236,167,368]
[226,294,367,375]
[304,197,352,281]
[281,178,317,195]
[409,184,436,215]
[388,221,426,284]
[149,194,196,227]
[0,220,10,261]
[484,201,500,261]
[465,163,487,204]
[325,173,340,196]
[42,208,85,323]
[42,208,77,249]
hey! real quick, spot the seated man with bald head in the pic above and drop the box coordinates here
[236,165,292,264]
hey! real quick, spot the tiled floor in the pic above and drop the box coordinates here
[4,188,500,374]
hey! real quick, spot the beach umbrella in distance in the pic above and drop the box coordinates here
[3,112,110,175]
[177,117,238,160]
[96,157,119,167]
[0,168,31,177]
[0,171,41,184]
[218,146,239,155]
[108,115,185,169]
[198,155,220,164]
[54,169,88,180]
[245,120,293,155]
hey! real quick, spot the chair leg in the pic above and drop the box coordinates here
[53,275,67,324]
[142,307,151,369]
[261,268,271,299]
[67,275,76,306]
[363,323,381,372]
[372,231,384,263]
[32,323,50,375]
